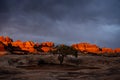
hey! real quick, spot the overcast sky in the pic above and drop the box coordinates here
[0,0,120,48]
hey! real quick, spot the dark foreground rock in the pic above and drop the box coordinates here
[0,54,120,80]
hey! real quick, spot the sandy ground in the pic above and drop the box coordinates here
[0,55,120,80]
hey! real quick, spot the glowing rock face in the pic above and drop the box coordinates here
[26,41,35,52]
[40,42,54,52]
[0,36,120,54]
[5,36,13,42]
[0,36,5,42]
[0,36,13,42]
[101,48,114,53]
[41,42,54,47]
[12,41,54,53]
[0,36,13,55]
[114,48,120,53]
[12,40,23,47]
[0,36,13,46]
[41,47,51,52]
[72,43,100,53]
[12,40,36,53]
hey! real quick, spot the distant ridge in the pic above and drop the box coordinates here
[0,36,120,55]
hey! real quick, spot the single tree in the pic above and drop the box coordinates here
[50,45,78,65]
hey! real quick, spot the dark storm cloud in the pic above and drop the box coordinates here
[0,0,10,30]
[0,0,120,48]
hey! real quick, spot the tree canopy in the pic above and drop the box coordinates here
[50,44,78,64]
[50,45,78,58]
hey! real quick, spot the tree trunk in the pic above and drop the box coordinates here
[58,55,64,65]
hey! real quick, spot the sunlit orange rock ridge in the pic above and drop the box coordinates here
[0,36,13,55]
[0,36,13,46]
[40,42,54,52]
[114,48,120,53]
[0,36,120,54]
[12,40,37,53]
[24,41,36,52]
[12,40,54,53]
[101,48,114,53]
[72,42,100,53]
[72,42,120,54]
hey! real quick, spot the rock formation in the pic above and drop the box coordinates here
[12,40,55,53]
[0,36,5,42]
[5,36,13,42]
[0,36,120,54]
[72,42,100,53]
[0,41,8,56]
[12,40,37,53]
[40,42,54,47]
[0,36,13,46]
[12,40,23,47]
[40,42,54,52]
[101,48,114,53]
[114,48,120,53]
[24,41,37,53]
[0,36,13,42]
